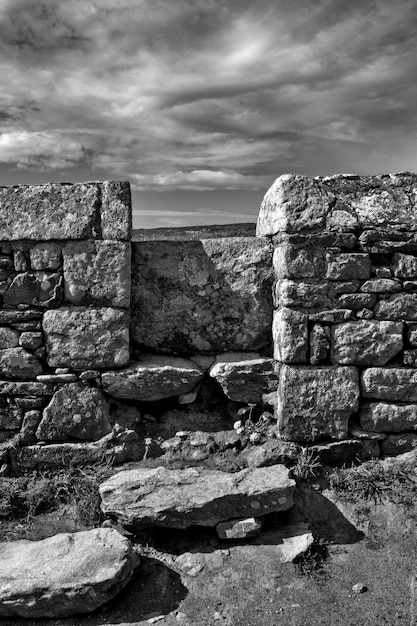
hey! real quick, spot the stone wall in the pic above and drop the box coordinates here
[258,173,417,458]
[2,174,417,474]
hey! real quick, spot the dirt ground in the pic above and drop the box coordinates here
[3,476,417,626]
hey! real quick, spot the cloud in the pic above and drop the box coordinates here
[0,0,417,191]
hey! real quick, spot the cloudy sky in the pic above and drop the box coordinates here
[0,0,416,228]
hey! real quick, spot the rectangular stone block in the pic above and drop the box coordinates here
[360,402,417,433]
[63,241,131,308]
[374,293,417,320]
[275,280,331,309]
[331,321,403,366]
[0,183,100,240]
[273,244,324,279]
[99,181,132,241]
[277,365,359,443]
[336,293,376,310]
[29,243,62,270]
[325,252,371,280]
[43,307,130,369]
[273,308,308,363]
[361,367,417,401]
[131,238,273,354]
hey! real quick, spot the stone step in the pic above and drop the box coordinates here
[0,528,138,618]
[99,464,295,529]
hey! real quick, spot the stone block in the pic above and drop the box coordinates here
[404,350,417,367]
[273,308,308,363]
[309,324,330,364]
[99,181,132,241]
[273,244,324,279]
[0,405,23,429]
[360,278,401,293]
[361,368,417,401]
[0,255,13,280]
[336,293,377,310]
[19,410,42,445]
[408,324,417,346]
[13,250,27,272]
[208,354,279,403]
[381,433,417,456]
[36,383,111,442]
[360,402,417,433]
[3,272,63,307]
[102,356,204,401]
[0,381,53,396]
[331,321,403,366]
[43,307,130,369]
[392,253,417,278]
[325,252,370,280]
[0,183,101,240]
[275,280,331,308]
[277,365,359,443]
[29,243,62,270]
[216,517,263,540]
[374,293,417,320]
[0,348,42,379]
[0,328,19,349]
[333,281,360,294]
[131,238,273,354]
[18,332,43,351]
[63,241,130,308]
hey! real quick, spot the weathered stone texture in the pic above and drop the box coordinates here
[0,528,137,618]
[131,238,273,354]
[216,517,263,540]
[273,244,324,279]
[43,307,130,369]
[336,293,376,310]
[0,405,23,429]
[381,433,417,456]
[275,280,331,308]
[273,308,308,362]
[392,253,417,278]
[309,324,330,364]
[360,278,401,293]
[29,243,61,270]
[277,365,359,443]
[3,272,62,307]
[100,181,132,241]
[102,356,204,401]
[331,321,403,366]
[63,241,130,307]
[361,368,417,401]
[99,464,295,529]
[36,383,112,442]
[325,252,370,280]
[208,354,279,403]
[0,328,19,349]
[374,293,417,320]
[0,348,42,380]
[360,402,417,433]
[0,183,101,240]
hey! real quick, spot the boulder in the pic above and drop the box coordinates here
[63,240,130,308]
[331,321,403,366]
[36,383,112,442]
[101,356,204,401]
[360,402,417,433]
[131,237,273,354]
[0,528,137,618]
[99,464,295,529]
[277,365,359,443]
[208,354,279,403]
[43,307,130,369]
[0,348,42,380]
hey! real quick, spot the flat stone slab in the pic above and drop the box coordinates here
[99,465,295,529]
[101,356,204,401]
[208,353,279,403]
[0,528,137,618]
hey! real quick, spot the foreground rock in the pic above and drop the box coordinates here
[0,528,137,618]
[100,465,295,529]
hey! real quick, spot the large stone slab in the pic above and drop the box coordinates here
[101,356,204,401]
[331,321,403,366]
[63,241,130,307]
[361,368,417,401]
[257,173,417,236]
[131,237,273,354]
[0,528,137,618]
[208,353,279,403]
[277,365,359,443]
[99,465,295,529]
[0,183,101,240]
[36,383,112,442]
[43,307,130,369]
[360,402,417,433]
[0,348,42,380]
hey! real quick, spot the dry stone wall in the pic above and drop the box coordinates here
[2,173,417,474]
[258,172,417,457]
